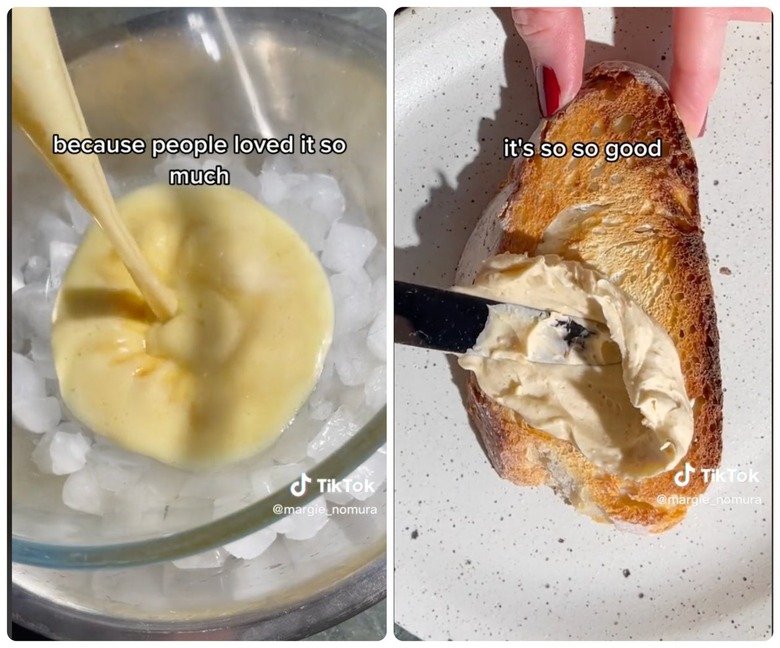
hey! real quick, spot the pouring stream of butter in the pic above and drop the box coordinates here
[11,8,178,321]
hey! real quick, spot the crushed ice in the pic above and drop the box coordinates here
[12,155,386,571]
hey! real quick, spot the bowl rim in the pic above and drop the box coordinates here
[12,543,386,639]
[11,6,387,569]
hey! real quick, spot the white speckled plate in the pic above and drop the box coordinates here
[394,7,770,640]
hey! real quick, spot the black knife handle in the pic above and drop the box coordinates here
[394,281,493,354]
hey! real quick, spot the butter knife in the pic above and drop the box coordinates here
[394,280,617,365]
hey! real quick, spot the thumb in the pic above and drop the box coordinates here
[671,7,771,138]
[511,8,585,117]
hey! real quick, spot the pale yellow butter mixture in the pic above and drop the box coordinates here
[52,185,333,469]
[457,253,693,479]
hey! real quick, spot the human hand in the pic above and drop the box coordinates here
[511,7,771,138]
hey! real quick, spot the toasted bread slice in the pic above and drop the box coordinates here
[456,62,722,533]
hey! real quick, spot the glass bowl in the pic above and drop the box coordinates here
[11,4,386,591]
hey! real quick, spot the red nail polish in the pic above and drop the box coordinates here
[698,109,708,138]
[536,65,560,117]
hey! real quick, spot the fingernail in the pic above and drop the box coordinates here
[536,65,561,117]
[698,109,708,138]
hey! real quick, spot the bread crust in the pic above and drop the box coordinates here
[458,62,723,533]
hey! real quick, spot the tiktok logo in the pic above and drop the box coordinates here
[290,472,312,497]
[674,462,696,487]
[673,462,758,486]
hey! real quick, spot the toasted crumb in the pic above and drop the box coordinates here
[719,266,732,276]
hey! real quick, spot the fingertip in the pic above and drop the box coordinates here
[670,78,708,139]
[671,8,727,139]
[511,8,585,115]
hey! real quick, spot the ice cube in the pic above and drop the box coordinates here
[180,470,251,501]
[49,428,90,476]
[63,193,93,234]
[13,396,61,433]
[225,160,260,197]
[49,241,78,289]
[330,270,373,338]
[213,492,255,520]
[100,484,173,537]
[342,447,387,502]
[366,311,386,361]
[30,432,57,472]
[321,223,377,274]
[258,170,288,204]
[262,154,295,176]
[22,255,49,284]
[323,488,353,505]
[62,467,106,515]
[334,334,375,387]
[363,245,387,281]
[262,168,344,253]
[370,275,387,313]
[155,496,211,534]
[32,429,92,475]
[308,406,359,461]
[268,413,322,465]
[13,283,55,340]
[88,444,150,493]
[250,463,306,498]
[308,174,346,222]
[31,337,57,380]
[309,399,334,421]
[272,495,329,540]
[310,356,336,407]
[336,386,367,412]
[223,527,277,560]
[58,421,89,435]
[276,200,331,252]
[144,467,191,509]
[364,365,386,410]
[35,212,79,256]
[12,352,46,403]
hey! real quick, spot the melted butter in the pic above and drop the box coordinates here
[13,9,334,469]
[456,254,693,479]
[52,184,334,469]
[12,8,177,320]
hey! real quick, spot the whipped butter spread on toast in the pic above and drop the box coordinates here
[457,253,693,479]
